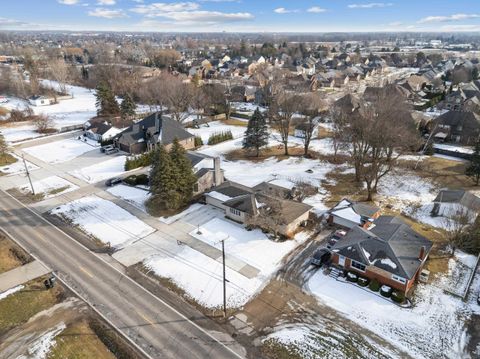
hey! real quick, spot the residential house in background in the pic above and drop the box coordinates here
[431,189,480,222]
[433,110,480,145]
[28,95,51,106]
[327,199,380,229]
[330,216,433,294]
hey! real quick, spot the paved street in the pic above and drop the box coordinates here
[0,189,246,359]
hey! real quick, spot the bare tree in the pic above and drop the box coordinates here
[48,58,70,95]
[249,194,287,239]
[442,205,472,256]
[163,74,194,123]
[269,90,304,156]
[33,114,55,134]
[329,106,350,162]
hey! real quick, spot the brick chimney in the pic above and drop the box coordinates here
[213,157,223,186]
[419,246,426,261]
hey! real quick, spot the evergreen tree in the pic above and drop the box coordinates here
[149,145,181,210]
[169,138,197,205]
[0,134,8,162]
[466,141,480,186]
[243,108,269,157]
[120,93,136,121]
[95,82,119,117]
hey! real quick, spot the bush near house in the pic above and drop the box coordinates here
[207,130,233,145]
[358,277,369,287]
[346,271,358,282]
[194,136,203,147]
[380,285,393,298]
[124,151,154,171]
[123,174,149,186]
[368,279,381,292]
[391,291,405,304]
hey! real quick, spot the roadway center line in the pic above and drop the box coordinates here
[136,310,156,326]
[78,265,94,278]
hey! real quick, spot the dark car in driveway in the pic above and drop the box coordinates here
[105,177,122,187]
[311,248,331,267]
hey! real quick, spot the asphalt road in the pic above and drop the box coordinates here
[0,189,245,359]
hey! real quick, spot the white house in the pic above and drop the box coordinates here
[28,95,51,107]
[431,189,480,223]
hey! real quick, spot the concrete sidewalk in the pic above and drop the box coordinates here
[0,260,50,293]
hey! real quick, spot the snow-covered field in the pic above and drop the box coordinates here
[0,154,38,175]
[145,216,310,309]
[23,138,95,164]
[106,184,149,212]
[190,217,310,273]
[1,80,97,142]
[18,176,78,199]
[305,252,480,359]
[17,322,66,359]
[50,196,155,248]
[69,155,126,184]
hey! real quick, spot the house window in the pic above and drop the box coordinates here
[229,208,241,216]
[350,260,366,272]
[392,274,407,284]
[193,183,199,192]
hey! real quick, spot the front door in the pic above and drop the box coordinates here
[338,255,346,267]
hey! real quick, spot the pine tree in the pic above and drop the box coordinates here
[95,82,119,117]
[466,141,480,186]
[0,134,8,162]
[169,138,197,205]
[243,108,269,157]
[149,145,180,210]
[120,93,136,121]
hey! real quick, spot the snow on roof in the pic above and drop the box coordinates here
[332,207,362,224]
[433,143,474,154]
[207,191,232,202]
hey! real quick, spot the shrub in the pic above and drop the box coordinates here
[391,291,405,304]
[123,175,138,186]
[380,285,393,298]
[207,130,233,145]
[194,136,203,147]
[358,277,369,287]
[123,174,150,186]
[124,151,154,171]
[368,279,381,292]
[136,174,149,186]
[346,271,358,282]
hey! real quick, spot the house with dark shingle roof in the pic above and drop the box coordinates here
[114,112,195,154]
[204,181,312,238]
[331,216,433,294]
[327,199,380,229]
[433,110,480,146]
[431,189,480,222]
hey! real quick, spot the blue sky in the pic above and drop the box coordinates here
[0,1,479,32]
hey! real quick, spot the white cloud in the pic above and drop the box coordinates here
[307,7,326,13]
[130,2,200,15]
[274,8,299,14]
[97,0,116,5]
[58,0,80,4]
[348,3,393,9]
[388,21,403,26]
[418,13,480,24]
[441,24,480,31]
[88,8,127,18]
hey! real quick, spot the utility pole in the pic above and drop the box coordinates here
[22,154,35,195]
[221,238,227,318]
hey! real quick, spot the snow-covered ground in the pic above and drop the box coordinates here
[0,285,24,300]
[190,217,310,274]
[18,176,78,199]
[305,252,480,359]
[1,80,97,142]
[187,120,245,143]
[0,154,38,175]
[69,155,126,184]
[17,322,66,359]
[145,215,310,309]
[23,138,95,164]
[50,196,155,248]
[106,184,149,212]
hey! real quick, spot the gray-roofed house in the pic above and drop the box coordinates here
[327,199,380,229]
[433,110,480,146]
[431,189,480,222]
[205,181,312,238]
[115,112,195,154]
[331,216,433,294]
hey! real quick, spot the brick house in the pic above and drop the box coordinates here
[330,216,433,294]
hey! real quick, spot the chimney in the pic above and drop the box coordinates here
[419,246,426,261]
[132,123,140,133]
[154,112,161,134]
[213,157,223,186]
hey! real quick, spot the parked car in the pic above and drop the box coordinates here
[105,177,122,187]
[311,248,331,267]
[326,229,347,249]
[0,96,8,104]
[100,145,119,154]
